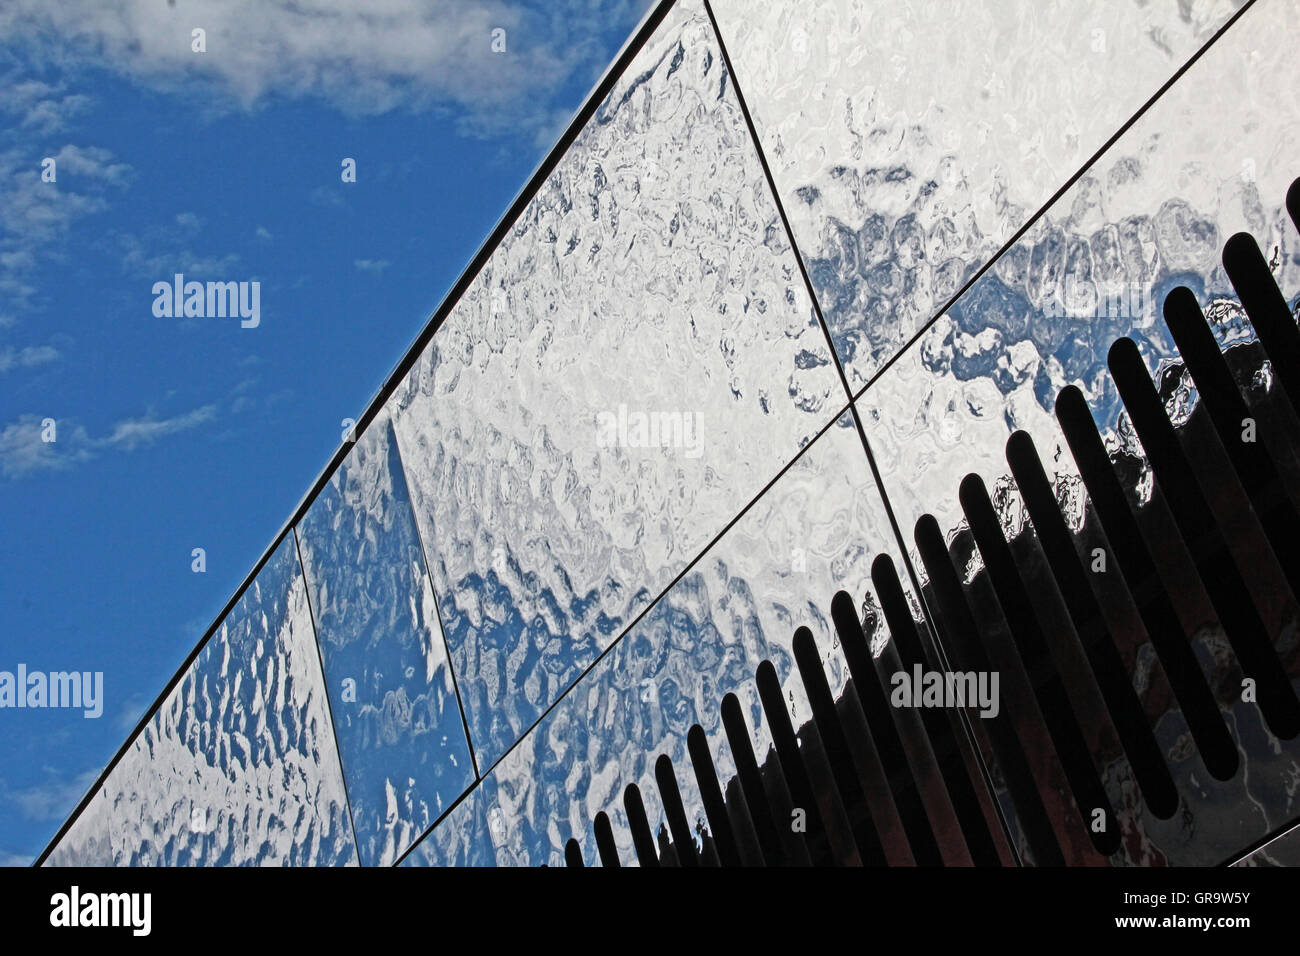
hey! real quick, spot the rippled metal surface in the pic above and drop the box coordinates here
[709,0,1245,389]
[296,411,475,866]
[45,536,356,866]
[402,413,961,866]
[386,0,845,772]
[399,777,500,866]
[856,0,1300,865]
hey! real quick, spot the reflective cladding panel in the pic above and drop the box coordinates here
[387,0,845,771]
[709,0,1245,389]
[398,778,500,867]
[402,412,977,866]
[44,785,117,868]
[856,0,1300,865]
[296,411,475,866]
[44,535,356,866]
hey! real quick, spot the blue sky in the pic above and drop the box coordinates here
[0,0,653,865]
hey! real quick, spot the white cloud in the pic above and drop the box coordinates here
[0,415,91,478]
[101,404,216,451]
[0,144,131,308]
[0,403,217,477]
[0,344,59,372]
[0,78,91,134]
[112,217,241,279]
[3,768,99,823]
[119,237,241,278]
[0,0,656,138]
[353,258,389,274]
[0,850,33,867]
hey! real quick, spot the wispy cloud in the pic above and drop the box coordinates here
[111,211,240,278]
[308,185,345,209]
[101,404,216,451]
[114,694,149,734]
[0,415,92,478]
[353,258,389,275]
[0,344,59,372]
[0,144,131,308]
[0,404,217,478]
[0,78,91,135]
[0,0,655,140]
[2,767,99,823]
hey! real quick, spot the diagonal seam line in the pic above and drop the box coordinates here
[393,397,856,865]
[850,0,1260,408]
[388,419,481,783]
[701,0,855,411]
[702,0,1019,863]
[293,527,364,868]
[702,0,924,619]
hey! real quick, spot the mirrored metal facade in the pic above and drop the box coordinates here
[44,0,1300,866]
[45,536,357,866]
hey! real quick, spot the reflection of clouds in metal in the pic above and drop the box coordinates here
[46,0,1300,869]
[854,0,1300,863]
[403,0,1300,869]
[859,0,1300,555]
[711,0,1249,387]
[296,410,474,867]
[386,0,844,773]
[403,414,927,867]
[46,536,356,866]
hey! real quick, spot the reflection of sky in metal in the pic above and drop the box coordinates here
[47,536,357,866]
[713,0,1249,389]
[404,411,920,866]
[48,0,1300,867]
[855,0,1300,866]
[297,411,474,866]
[386,0,841,774]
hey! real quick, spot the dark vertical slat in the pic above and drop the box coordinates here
[687,724,743,867]
[1288,179,1300,235]
[959,474,1122,856]
[1006,430,1178,820]
[831,590,941,867]
[1055,385,1238,778]
[722,777,768,866]
[1164,286,1300,599]
[623,783,660,868]
[593,811,621,868]
[755,661,840,863]
[720,692,792,866]
[1223,233,1300,410]
[698,831,721,868]
[791,627,894,865]
[862,566,1003,866]
[1109,338,1300,740]
[564,838,585,868]
[654,755,699,867]
[915,515,1065,866]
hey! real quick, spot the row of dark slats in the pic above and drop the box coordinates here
[561,178,1300,867]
